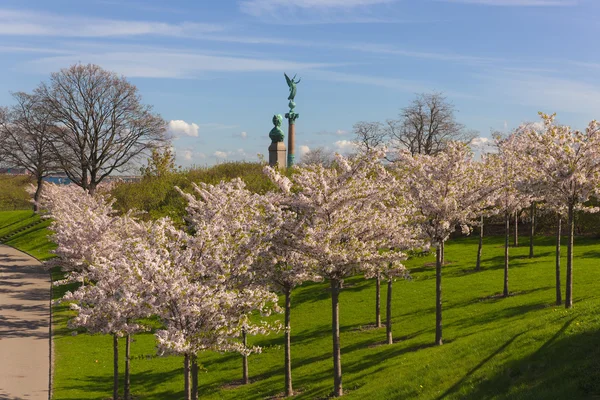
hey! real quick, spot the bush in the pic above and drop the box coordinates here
[0,175,33,210]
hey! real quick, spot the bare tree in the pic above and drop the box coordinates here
[36,64,168,194]
[299,147,334,167]
[0,92,59,211]
[353,121,387,154]
[388,92,475,155]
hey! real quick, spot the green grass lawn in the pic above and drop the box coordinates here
[1,210,599,399]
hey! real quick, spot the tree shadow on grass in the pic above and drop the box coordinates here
[450,318,600,400]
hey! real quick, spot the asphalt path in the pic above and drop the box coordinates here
[0,244,50,400]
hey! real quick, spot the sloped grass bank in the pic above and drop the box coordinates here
[1,209,598,399]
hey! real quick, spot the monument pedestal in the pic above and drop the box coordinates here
[269,141,287,169]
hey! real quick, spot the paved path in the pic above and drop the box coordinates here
[0,245,50,400]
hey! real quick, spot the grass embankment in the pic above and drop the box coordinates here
[1,210,599,399]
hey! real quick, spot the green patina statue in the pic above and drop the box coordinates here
[269,114,285,143]
[284,73,301,102]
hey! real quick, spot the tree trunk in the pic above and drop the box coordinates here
[513,211,518,247]
[375,273,381,328]
[529,203,535,258]
[504,212,510,297]
[191,355,199,400]
[33,177,43,213]
[242,329,249,384]
[124,334,130,400]
[331,278,343,397]
[435,242,444,346]
[556,215,562,306]
[386,278,393,345]
[565,203,574,309]
[184,354,191,400]
[475,215,483,271]
[113,334,119,400]
[284,287,293,397]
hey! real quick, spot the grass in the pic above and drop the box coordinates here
[1,210,600,399]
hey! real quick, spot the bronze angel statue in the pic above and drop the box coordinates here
[284,73,301,101]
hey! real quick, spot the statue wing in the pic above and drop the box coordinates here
[284,73,292,87]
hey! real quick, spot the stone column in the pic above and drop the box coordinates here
[285,102,299,167]
[268,114,287,169]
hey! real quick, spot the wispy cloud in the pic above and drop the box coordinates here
[438,0,577,6]
[240,0,396,16]
[475,70,600,116]
[26,51,337,78]
[0,8,224,38]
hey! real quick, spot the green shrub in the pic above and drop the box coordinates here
[0,174,33,211]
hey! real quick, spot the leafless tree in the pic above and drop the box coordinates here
[0,92,59,211]
[36,64,168,194]
[387,92,475,155]
[352,121,387,154]
[299,147,334,167]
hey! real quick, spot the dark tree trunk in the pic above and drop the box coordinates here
[565,203,574,308]
[284,287,293,397]
[191,355,199,400]
[184,354,191,400]
[475,215,483,271]
[375,273,381,328]
[556,215,562,306]
[124,334,130,400]
[242,329,249,385]
[529,203,535,258]
[386,278,393,345]
[113,334,119,400]
[331,278,343,397]
[514,211,518,247]
[33,177,43,213]
[435,242,444,346]
[504,212,510,297]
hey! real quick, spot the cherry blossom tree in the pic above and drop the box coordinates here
[265,153,410,397]
[514,113,600,308]
[40,184,145,400]
[394,142,497,345]
[173,179,283,398]
[489,134,533,297]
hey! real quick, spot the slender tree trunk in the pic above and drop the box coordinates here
[386,278,393,345]
[504,212,510,297]
[514,211,518,247]
[556,215,562,306]
[242,329,249,384]
[191,355,199,400]
[375,273,381,328]
[435,242,444,346]
[565,203,574,309]
[124,334,130,400]
[113,334,119,400]
[331,278,343,397]
[475,215,484,271]
[33,177,43,213]
[284,287,293,397]
[184,354,191,400]
[529,203,535,258]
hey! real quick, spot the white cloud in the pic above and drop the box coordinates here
[335,129,348,135]
[0,9,224,37]
[299,145,311,156]
[438,0,576,5]
[183,150,193,161]
[334,140,358,153]
[240,0,396,16]
[470,137,490,146]
[241,131,248,139]
[214,151,229,159]
[168,120,199,137]
[232,131,248,139]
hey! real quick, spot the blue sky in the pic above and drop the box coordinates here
[0,0,598,166]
